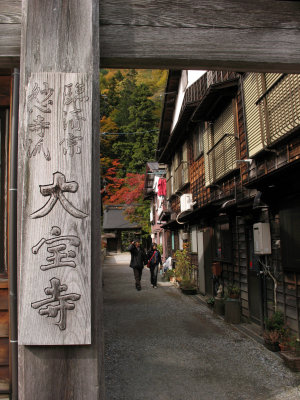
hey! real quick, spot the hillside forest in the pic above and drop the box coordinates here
[100,69,168,235]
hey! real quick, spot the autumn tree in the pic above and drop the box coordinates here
[100,69,167,236]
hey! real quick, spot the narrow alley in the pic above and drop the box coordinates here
[104,254,300,400]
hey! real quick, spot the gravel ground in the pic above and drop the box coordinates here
[104,259,300,400]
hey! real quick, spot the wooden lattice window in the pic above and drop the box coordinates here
[204,102,238,186]
[166,165,173,198]
[244,73,300,157]
[214,221,232,262]
[194,123,204,160]
[172,141,189,191]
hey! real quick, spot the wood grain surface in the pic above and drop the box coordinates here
[18,1,103,399]
[18,72,92,345]
[99,0,300,72]
[1,0,300,71]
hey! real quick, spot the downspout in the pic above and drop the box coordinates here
[9,68,19,400]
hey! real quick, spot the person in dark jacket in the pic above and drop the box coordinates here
[147,243,162,288]
[128,240,147,291]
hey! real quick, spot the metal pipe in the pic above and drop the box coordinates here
[259,269,265,332]
[263,267,268,329]
[9,68,19,400]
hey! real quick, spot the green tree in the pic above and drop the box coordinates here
[100,69,167,237]
[112,72,159,172]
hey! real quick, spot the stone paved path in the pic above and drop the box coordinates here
[104,255,300,400]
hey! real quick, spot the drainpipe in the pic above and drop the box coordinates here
[9,68,19,400]
[262,265,268,329]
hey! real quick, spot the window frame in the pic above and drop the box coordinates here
[213,220,232,262]
[193,122,204,160]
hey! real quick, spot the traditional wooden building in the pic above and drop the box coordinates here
[102,204,142,252]
[2,0,300,398]
[143,162,167,258]
[158,70,300,336]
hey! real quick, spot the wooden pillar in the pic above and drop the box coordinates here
[17,1,103,399]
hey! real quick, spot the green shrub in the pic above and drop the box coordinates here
[265,310,284,331]
[165,269,175,279]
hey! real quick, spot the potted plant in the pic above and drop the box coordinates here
[179,278,197,295]
[175,269,183,283]
[174,244,196,282]
[165,269,176,283]
[278,327,291,352]
[263,330,281,352]
[289,336,300,355]
[174,244,198,294]
[263,310,284,352]
[206,297,215,309]
[280,336,300,371]
[226,284,240,299]
[224,283,241,323]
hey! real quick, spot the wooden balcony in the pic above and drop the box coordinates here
[206,133,238,184]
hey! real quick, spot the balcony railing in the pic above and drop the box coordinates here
[206,134,238,183]
[256,74,300,146]
[174,163,189,192]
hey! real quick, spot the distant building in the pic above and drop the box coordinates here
[143,162,167,260]
[102,205,141,253]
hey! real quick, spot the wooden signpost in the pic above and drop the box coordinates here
[19,72,92,345]
[17,1,102,399]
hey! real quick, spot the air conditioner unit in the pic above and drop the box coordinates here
[180,194,194,212]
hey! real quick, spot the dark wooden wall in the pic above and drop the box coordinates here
[0,280,9,394]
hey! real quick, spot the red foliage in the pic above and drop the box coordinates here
[102,159,145,205]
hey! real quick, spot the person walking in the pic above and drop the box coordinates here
[128,240,147,291]
[147,243,162,288]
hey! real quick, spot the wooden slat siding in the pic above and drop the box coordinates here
[236,218,249,319]
[100,0,300,72]
[0,292,7,312]
[0,1,21,24]
[18,1,102,399]
[0,314,8,340]
[0,339,8,366]
[247,135,300,185]
[0,280,9,393]
[0,366,9,393]
[271,212,300,337]
[0,0,21,69]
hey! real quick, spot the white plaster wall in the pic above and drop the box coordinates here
[171,70,206,133]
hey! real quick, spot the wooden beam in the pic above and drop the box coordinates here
[99,0,300,73]
[2,0,300,72]
[0,1,21,70]
[18,0,103,398]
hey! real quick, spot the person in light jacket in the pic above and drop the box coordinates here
[128,240,147,291]
[147,243,162,288]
